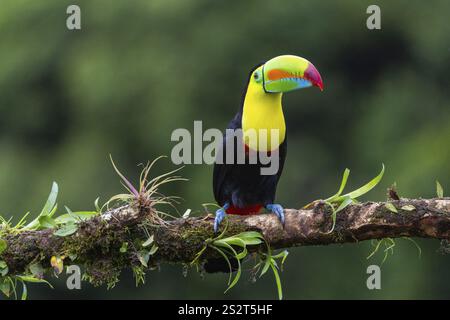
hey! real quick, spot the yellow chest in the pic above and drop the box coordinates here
[241,85,286,152]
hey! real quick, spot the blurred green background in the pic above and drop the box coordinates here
[0,0,449,299]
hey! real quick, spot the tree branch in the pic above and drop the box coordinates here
[1,198,449,284]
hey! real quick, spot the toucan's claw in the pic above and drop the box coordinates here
[266,204,285,226]
[214,203,229,233]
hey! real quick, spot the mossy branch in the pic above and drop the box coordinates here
[0,162,448,298]
[136,198,450,260]
[2,198,449,280]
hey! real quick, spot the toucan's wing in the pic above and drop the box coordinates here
[276,134,287,182]
[256,134,287,206]
[213,112,242,206]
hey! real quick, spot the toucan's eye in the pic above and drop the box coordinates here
[253,71,262,83]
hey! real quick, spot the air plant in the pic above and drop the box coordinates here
[107,155,187,226]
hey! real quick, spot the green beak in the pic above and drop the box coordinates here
[263,55,324,93]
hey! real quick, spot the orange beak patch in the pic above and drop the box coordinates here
[267,69,302,81]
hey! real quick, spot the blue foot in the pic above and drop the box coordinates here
[266,204,285,226]
[214,202,230,233]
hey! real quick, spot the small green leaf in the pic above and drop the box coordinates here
[281,250,289,266]
[210,246,234,287]
[0,239,7,254]
[385,202,398,213]
[142,235,154,247]
[40,182,59,216]
[53,214,76,224]
[29,263,44,279]
[436,180,444,198]
[326,168,350,202]
[235,231,264,245]
[270,262,283,300]
[0,278,11,297]
[335,196,353,214]
[338,164,385,201]
[219,245,241,293]
[17,275,53,288]
[94,197,101,212]
[38,216,57,229]
[54,222,78,237]
[149,244,158,255]
[182,209,191,219]
[271,250,289,264]
[216,237,246,248]
[236,231,264,240]
[55,211,97,224]
[17,276,53,300]
[214,239,247,259]
[22,182,59,230]
[120,242,128,253]
[0,260,8,276]
[21,282,27,300]
[401,205,416,211]
[214,237,247,260]
[68,253,77,261]
[137,250,150,267]
[260,257,271,277]
[240,238,263,246]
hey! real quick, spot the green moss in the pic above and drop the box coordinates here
[82,259,121,289]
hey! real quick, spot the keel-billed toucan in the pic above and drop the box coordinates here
[213,55,323,233]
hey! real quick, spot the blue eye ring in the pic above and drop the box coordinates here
[253,70,262,83]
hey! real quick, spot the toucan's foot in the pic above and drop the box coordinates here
[266,204,285,226]
[214,203,229,233]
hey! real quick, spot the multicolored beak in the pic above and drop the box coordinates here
[262,55,324,93]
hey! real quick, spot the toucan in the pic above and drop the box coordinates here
[213,55,323,233]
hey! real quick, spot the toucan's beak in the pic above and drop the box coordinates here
[263,55,324,93]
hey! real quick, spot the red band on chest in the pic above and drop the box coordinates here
[244,144,274,156]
